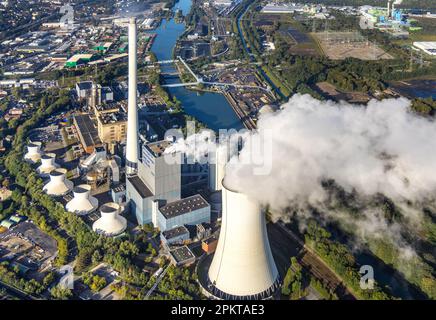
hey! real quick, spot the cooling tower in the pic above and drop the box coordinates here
[207,180,279,299]
[92,202,127,236]
[43,168,73,196]
[125,17,139,175]
[37,153,59,177]
[24,141,42,164]
[65,184,98,215]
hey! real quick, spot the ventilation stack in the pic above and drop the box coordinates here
[65,184,98,215]
[43,168,73,196]
[125,17,139,175]
[92,202,127,237]
[24,141,42,164]
[37,153,59,177]
[207,179,279,299]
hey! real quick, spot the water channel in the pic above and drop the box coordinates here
[147,0,243,132]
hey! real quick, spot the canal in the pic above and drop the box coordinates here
[147,0,244,132]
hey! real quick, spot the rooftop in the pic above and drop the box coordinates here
[127,175,153,199]
[73,114,102,148]
[169,246,195,264]
[159,194,209,219]
[145,140,172,157]
[162,225,190,240]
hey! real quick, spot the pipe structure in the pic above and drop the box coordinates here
[126,17,139,175]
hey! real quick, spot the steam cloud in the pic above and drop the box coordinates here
[226,94,436,212]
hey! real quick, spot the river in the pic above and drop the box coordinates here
[147,0,244,132]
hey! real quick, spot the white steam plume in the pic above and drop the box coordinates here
[225,94,436,211]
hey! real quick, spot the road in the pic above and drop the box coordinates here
[144,265,170,299]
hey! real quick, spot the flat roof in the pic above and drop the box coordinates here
[162,225,189,240]
[145,140,172,157]
[159,194,209,219]
[127,175,153,198]
[77,81,93,90]
[170,246,195,263]
[73,114,102,148]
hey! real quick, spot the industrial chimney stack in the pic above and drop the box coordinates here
[126,17,139,175]
[207,179,279,299]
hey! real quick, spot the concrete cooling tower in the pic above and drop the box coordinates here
[65,184,98,215]
[92,202,127,237]
[207,179,279,299]
[37,153,59,177]
[43,168,73,196]
[24,142,42,164]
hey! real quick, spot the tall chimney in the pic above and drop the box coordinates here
[126,17,139,175]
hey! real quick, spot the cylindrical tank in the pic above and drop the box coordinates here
[207,179,279,299]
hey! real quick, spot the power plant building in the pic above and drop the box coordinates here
[126,140,182,225]
[154,194,210,232]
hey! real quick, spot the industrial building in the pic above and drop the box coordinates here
[126,140,182,225]
[154,194,210,232]
[161,225,190,246]
[73,114,103,153]
[169,246,196,266]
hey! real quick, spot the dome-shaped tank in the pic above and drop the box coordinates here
[43,168,73,196]
[24,141,42,164]
[207,179,279,299]
[92,202,127,236]
[65,184,98,215]
[37,153,59,177]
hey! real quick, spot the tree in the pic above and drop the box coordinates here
[50,285,72,300]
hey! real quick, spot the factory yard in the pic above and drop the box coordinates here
[0,222,58,277]
[314,32,394,60]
